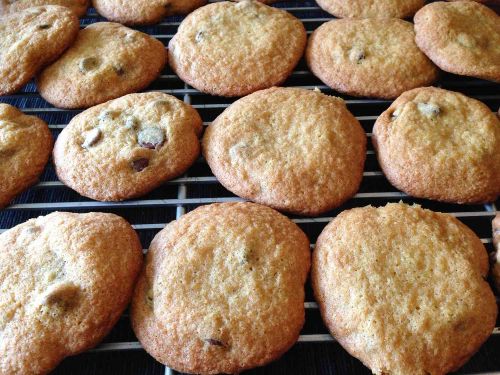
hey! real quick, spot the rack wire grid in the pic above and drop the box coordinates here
[0,1,499,374]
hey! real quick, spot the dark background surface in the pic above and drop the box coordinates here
[1,1,499,374]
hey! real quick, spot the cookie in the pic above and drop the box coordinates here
[92,0,207,25]
[0,0,89,17]
[37,22,167,109]
[0,212,143,374]
[53,92,202,201]
[306,18,438,99]
[492,214,500,291]
[131,202,310,374]
[312,203,497,375]
[202,87,366,216]
[373,87,500,204]
[168,1,306,97]
[0,5,79,96]
[414,1,500,82]
[315,0,424,18]
[0,104,53,209]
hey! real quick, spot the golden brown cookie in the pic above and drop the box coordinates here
[0,212,143,375]
[373,87,500,204]
[306,18,438,99]
[202,87,367,216]
[0,5,79,96]
[92,0,207,25]
[53,92,202,201]
[0,0,89,17]
[37,22,167,109]
[315,0,424,18]
[131,202,310,375]
[168,1,306,97]
[414,1,500,82]
[312,203,497,375]
[492,214,500,291]
[0,104,53,209]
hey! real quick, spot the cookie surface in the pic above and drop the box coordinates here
[312,203,497,375]
[168,1,306,97]
[414,1,500,82]
[0,212,143,375]
[37,22,167,109]
[315,0,424,18]
[0,104,53,209]
[0,0,89,17]
[92,0,207,25]
[0,5,79,96]
[53,92,202,201]
[131,202,310,374]
[373,87,500,204]
[306,18,438,99]
[492,214,500,291]
[202,87,366,215]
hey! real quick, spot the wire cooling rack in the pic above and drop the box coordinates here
[0,1,499,374]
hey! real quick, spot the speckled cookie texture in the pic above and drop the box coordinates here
[373,87,500,204]
[306,18,438,99]
[202,87,366,216]
[0,0,89,17]
[312,203,497,375]
[131,202,310,375]
[37,22,167,109]
[0,212,143,375]
[492,214,500,291]
[0,5,79,96]
[414,1,500,82]
[168,1,306,97]
[53,92,202,201]
[0,104,53,209]
[92,0,207,25]
[315,0,424,18]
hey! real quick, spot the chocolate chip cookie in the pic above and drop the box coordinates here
[168,1,306,97]
[131,202,310,374]
[414,1,500,82]
[0,212,143,374]
[37,22,167,109]
[312,203,497,375]
[202,87,366,216]
[0,5,79,96]
[0,0,89,17]
[373,87,500,204]
[306,18,438,99]
[53,92,202,201]
[315,0,424,18]
[0,104,53,209]
[92,0,206,25]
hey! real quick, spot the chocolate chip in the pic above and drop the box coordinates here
[38,24,51,30]
[349,47,365,64]
[132,158,149,172]
[39,282,80,307]
[391,107,402,120]
[204,338,227,347]
[138,127,165,149]
[113,64,125,76]
[417,102,440,118]
[79,57,100,73]
[82,128,102,149]
[124,116,139,130]
[195,31,204,43]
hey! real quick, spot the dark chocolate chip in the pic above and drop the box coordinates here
[204,338,227,347]
[132,158,149,172]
